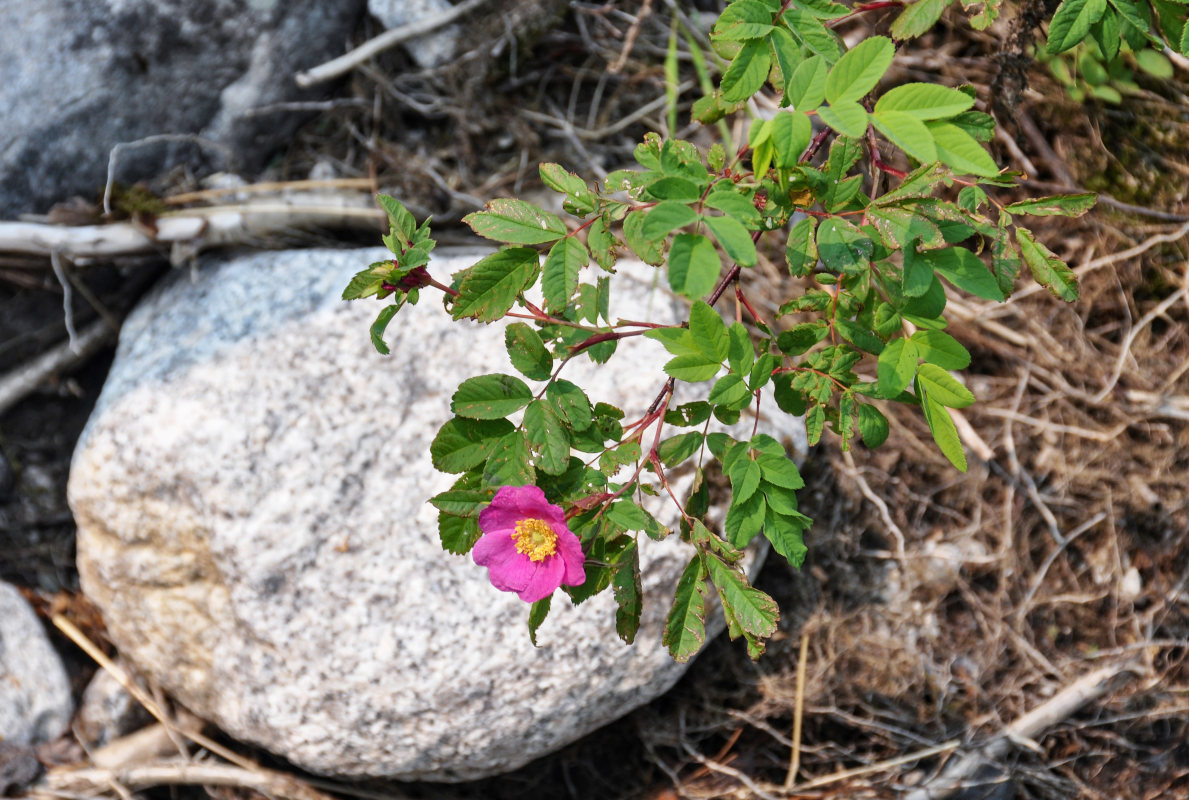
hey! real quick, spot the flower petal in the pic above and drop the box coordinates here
[490,554,535,593]
[477,505,522,537]
[556,530,586,587]
[517,555,565,603]
[472,530,517,568]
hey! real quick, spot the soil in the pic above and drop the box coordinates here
[2,2,1188,799]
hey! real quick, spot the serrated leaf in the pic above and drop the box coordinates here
[837,319,886,354]
[919,387,967,471]
[1016,228,1079,301]
[528,595,551,646]
[377,194,416,247]
[926,121,999,177]
[756,451,804,489]
[668,233,723,298]
[725,491,765,547]
[665,354,723,382]
[664,556,708,662]
[778,322,828,355]
[771,111,813,169]
[523,400,571,476]
[878,337,919,395]
[483,429,535,485]
[705,555,779,642]
[806,403,826,445]
[452,373,533,419]
[783,9,843,61]
[825,35,895,103]
[546,379,593,431]
[612,544,642,645]
[857,404,890,447]
[891,0,952,38]
[540,163,597,215]
[690,300,730,361]
[623,210,664,265]
[709,373,752,408]
[705,189,762,228]
[1046,0,1108,54]
[721,39,772,102]
[1004,193,1097,217]
[439,513,481,555]
[712,0,776,41]
[916,362,975,408]
[659,431,705,467]
[704,214,758,266]
[817,217,873,274]
[505,323,553,380]
[871,110,938,163]
[786,216,819,276]
[817,100,870,137]
[645,326,700,357]
[587,216,616,269]
[868,206,945,250]
[763,505,809,566]
[919,246,1005,301]
[992,221,1020,297]
[452,248,540,322]
[431,417,516,473]
[911,330,971,369]
[369,304,401,354]
[464,198,567,244]
[727,323,755,375]
[787,54,828,110]
[643,201,699,240]
[542,237,589,313]
[646,177,705,202]
[343,266,388,301]
[875,82,975,119]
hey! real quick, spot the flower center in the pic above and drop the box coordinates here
[512,518,559,562]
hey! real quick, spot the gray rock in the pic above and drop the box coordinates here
[0,581,73,745]
[75,667,151,749]
[368,0,458,68]
[69,247,805,780]
[0,0,365,219]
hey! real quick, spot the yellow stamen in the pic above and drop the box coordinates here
[512,518,558,562]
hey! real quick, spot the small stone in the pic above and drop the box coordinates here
[1119,566,1142,602]
[368,0,459,68]
[75,668,151,750]
[70,247,804,780]
[0,582,73,746]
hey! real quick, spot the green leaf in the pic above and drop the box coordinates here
[1107,0,1161,46]
[916,362,975,408]
[452,373,533,419]
[452,248,540,322]
[542,237,589,313]
[926,121,999,177]
[668,233,723,299]
[817,217,873,274]
[1004,193,1097,217]
[523,400,571,475]
[825,35,895,103]
[1016,229,1079,301]
[464,198,567,244]
[778,322,828,355]
[343,264,389,301]
[645,177,705,202]
[919,247,1005,301]
[690,301,730,361]
[429,476,490,517]
[911,330,971,369]
[431,417,516,473]
[705,555,779,644]
[377,194,416,248]
[587,216,616,269]
[919,387,967,471]
[857,404,890,447]
[623,210,664,265]
[664,556,708,662]
[891,0,952,39]
[643,201,699,240]
[527,595,551,646]
[712,0,776,41]
[871,110,938,163]
[762,506,809,566]
[727,323,755,375]
[540,163,596,215]
[806,403,826,445]
[878,337,919,395]
[879,162,952,203]
[546,379,593,431]
[1046,0,1108,54]
[369,304,401,354]
[439,513,481,555]
[875,82,975,119]
[665,354,723,382]
[868,206,945,250]
[787,55,828,110]
[646,326,700,357]
[771,111,813,168]
[709,373,752,408]
[505,323,553,380]
[483,429,536,485]
[704,214,758,266]
[782,9,843,61]
[817,100,869,138]
[612,544,642,645]
[992,220,1020,297]
[756,451,804,489]
[786,216,819,277]
[721,39,772,102]
[705,190,761,229]
[837,320,886,354]
[658,431,705,467]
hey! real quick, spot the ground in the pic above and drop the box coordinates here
[1,2,1187,799]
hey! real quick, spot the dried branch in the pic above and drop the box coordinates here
[0,319,117,416]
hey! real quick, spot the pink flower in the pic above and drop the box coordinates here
[473,485,586,602]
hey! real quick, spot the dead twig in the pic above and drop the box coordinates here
[901,662,1140,800]
[38,762,335,800]
[295,0,488,88]
[783,626,811,789]
[0,319,117,416]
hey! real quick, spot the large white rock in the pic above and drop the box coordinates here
[0,581,73,745]
[69,247,804,780]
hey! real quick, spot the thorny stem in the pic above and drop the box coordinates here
[828,0,904,27]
